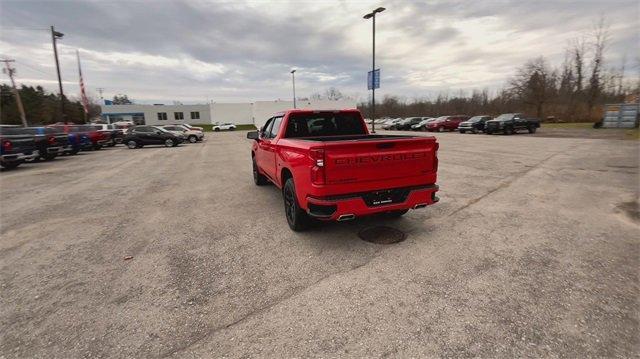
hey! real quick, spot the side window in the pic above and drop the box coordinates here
[174,112,184,120]
[261,118,274,136]
[267,116,283,138]
[157,113,167,121]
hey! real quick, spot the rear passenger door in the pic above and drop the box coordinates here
[262,116,283,180]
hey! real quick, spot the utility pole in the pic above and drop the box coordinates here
[1,59,28,127]
[290,69,297,109]
[97,87,104,101]
[51,25,66,123]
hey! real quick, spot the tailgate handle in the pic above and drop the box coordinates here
[376,142,395,149]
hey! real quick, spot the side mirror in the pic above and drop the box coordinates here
[246,131,259,140]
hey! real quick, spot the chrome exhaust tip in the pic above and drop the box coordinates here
[337,214,355,221]
[413,203,428,209]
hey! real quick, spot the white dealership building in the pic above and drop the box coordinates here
[100,99,357,128]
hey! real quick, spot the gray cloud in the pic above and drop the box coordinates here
[0,0,637,103]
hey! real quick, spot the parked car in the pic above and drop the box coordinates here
[49,124,95,153]
[212,122,237,131]
[246,109,439,231]
[161,125,204,143]
[0,126,38,169]
[411,117,436,131]
[20,127,70,161]
[122,126,184,149]
[180,124,204,132]
[426,115,470,132]
[485,113,540,135]
[458,115,492,134]
[381,118,402,130]
[395,117,424,130]
[91,124,124,146]
[373,119,387,125]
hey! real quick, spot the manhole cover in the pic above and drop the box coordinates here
[358,226,406,244]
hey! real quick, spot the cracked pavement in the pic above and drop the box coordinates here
[0,130,638,358]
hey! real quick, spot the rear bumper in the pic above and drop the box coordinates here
[1,151,39,162]
[305,184,439,221]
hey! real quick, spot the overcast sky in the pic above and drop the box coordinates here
[1,0,638,104]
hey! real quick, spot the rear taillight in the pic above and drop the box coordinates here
[48,136,57,145]
[2,140,12,152]
[309,148,325,185]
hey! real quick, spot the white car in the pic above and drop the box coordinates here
[154,126,186,141]
[212,122,236,131]
[161,125,204,143]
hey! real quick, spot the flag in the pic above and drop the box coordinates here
[76,50,90,114]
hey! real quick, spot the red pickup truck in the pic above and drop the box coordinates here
[247,109,439,231]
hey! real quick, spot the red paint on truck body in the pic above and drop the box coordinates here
[251,109,439,222]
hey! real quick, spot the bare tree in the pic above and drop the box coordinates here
[586,17,610,120]
[509,57,556,119]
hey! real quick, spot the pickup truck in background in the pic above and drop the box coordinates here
[247,109,439,231]
[0,126,39,169]
[484,113,540,135]
[20,127,70,161]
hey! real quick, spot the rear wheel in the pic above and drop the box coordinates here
[164,139,175,147]
[528,126,537,134]
[42,153,57,161]
[188,135,197,143]
[503,126,514,135]
[126,140,138,149]
[214,128,220,132]
[283,177,310,231]
[459,130,466,134]
[252,157,268,186]
[1,161,20,169]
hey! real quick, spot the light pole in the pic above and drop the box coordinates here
[51,26,66,123]
[364,7,385,133]
[290,69,297,109]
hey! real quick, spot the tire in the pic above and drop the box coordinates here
[188,135,197,143]
[1,161,20,169]
[42,152,57,161]
[421,127,428,132]
[438,127,444,132]
[214,128,220,132]
[252,156,268,186]
[93,144,102,150]
[107,140,116,147]
[472,129,478,134]
[164,139,175,147]
[229,127,235,131]
[459,130,465,134]
[503,126,513,135]
[126,140,138,149]
[486,130,493,135]
[384,209,409,218]
[528,126,537,134]
[70,148,80,155]
[283,177,310,231]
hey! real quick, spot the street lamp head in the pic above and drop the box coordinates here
[290,69,296,74]
[374,7,386,13]
[363,13,373,19]
[364,7,385,19]
[53,31,64,38]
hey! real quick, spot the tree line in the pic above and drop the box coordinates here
[359,19,637,122]
[0,84,102,125]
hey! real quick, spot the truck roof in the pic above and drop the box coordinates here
[273,108,359,116]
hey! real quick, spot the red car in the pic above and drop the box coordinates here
[426,115,470,132]
[247,109,439,231]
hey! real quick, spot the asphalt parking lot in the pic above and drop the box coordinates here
[1,130,638,358]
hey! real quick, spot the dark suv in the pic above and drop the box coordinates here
[458,115,492,134]
[122,126,183,149]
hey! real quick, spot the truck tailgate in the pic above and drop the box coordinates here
[322,137,437,185]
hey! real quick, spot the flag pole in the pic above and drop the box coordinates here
[76,49,89,123]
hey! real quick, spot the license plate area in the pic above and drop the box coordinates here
[362,188,410,207]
